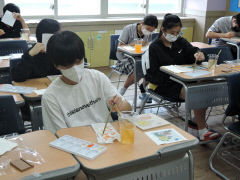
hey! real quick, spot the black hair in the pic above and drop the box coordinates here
[36,19,60,43]
[159,13,182,36]
[143,15,158,28]
[233,13,240,27]
[3,3,20,14]
[47,31,85,67]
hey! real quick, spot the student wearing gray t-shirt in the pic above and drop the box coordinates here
[116,15,158,102]
[206,13,240,46]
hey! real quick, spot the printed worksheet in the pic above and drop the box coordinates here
[129,113,170,130]
[49,135,107,160]
[91,123,121,144]
[145,128,187,145]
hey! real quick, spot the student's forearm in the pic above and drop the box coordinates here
[118,100,132,112]
[206,31,227,39]
[19,18,29,29]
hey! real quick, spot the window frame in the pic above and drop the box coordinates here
[2,0,184,20]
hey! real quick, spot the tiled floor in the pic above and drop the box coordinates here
[98,66,239,180]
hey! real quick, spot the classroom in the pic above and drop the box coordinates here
[0,0,240,179]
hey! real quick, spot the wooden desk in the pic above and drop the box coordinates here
[13,77,51,100]
[0,84,24,106]
[0,130,80,180]
[191,42,214,49]
[118,45,147,56]
[0,59,10,70]
[57,122,198,179]
[160,64,236,82]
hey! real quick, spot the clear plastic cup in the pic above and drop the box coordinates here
[119,111,137,144]
[134,38,143,53]
[21,28,30,41]
[207,54,218,72]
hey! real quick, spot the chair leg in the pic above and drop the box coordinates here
[117,74,122,90]
[109,70,114,79]
[138,93,149,114]
[209,132,231,180]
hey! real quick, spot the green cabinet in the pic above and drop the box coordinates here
[76,30,114,68]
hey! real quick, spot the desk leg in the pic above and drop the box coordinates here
[29,101,43,131]
[187,150,194,180]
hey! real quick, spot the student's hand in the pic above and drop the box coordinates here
[29,43,46,56]
[0,29,5,36]
[13,12,24,22]
[224,31,235,38]
[109,95,124,112]
[194,51,205,61]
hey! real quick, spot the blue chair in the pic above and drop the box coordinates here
[9,58,21,83]
[0,40,28,56]
[0,95,25,136]
[209,72,240,180]
[201,46,234,64]
[108,34,124,89]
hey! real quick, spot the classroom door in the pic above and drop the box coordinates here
[75,32,91,65]
[90,31,114,67]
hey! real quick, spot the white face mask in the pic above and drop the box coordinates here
[60,62,84,83]
[141,26,152,36]
[164,33,179,42]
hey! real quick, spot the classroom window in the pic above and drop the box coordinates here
[108,0,145,14]
[148,0,182,14]
[3,0,183,18]
[4,0,54,16]
[58,0,100,15]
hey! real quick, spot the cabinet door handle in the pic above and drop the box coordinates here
[88,37,91,49]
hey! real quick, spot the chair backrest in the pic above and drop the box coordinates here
[109,34,120,61]
[201,46,234,64]
[225,73,240,116]
[152,33,159,41]
[0,95,24,135]
[0,40,28,56]
[9,58,21,83]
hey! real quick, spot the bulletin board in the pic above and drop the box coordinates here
[230,0,240,12]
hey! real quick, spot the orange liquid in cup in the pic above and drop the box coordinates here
[135,44,142,53]
[120,120,135,144]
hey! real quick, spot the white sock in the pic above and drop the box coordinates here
[119,87,127,96]
[198,128,208,140]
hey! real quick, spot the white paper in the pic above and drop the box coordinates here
[0,138,18,155]
[0,84,36,94]
[42,33,53,49]
[0,55,11,60]
[129,113,170,130]
[145,128,187,145]
[184,70,211,77]
[1,10,16,27]
[91,123,121,144]
[10,53,23,59]
[163,65,194,73]
[33,89,46,95]
[49,135,107,160]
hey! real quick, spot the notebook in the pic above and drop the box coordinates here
[49,135,107,160]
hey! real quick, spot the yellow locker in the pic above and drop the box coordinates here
[181,27,193,42]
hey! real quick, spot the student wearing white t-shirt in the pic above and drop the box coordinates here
[42,31,132,133]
